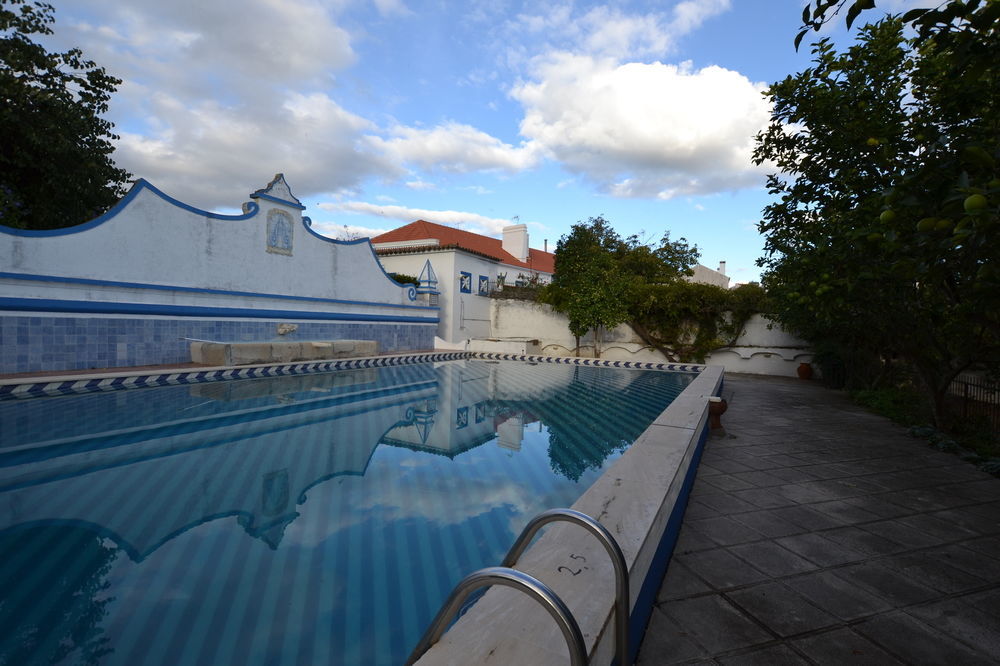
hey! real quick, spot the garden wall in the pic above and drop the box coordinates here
[477,299,812,377]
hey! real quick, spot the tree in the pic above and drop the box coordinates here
[541,217,715,359]
[1,0,131,230]
[755,16,999,423]
[541,217,632,357]
[795,0,1000,52]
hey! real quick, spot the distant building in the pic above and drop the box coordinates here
[372,220,555,344]
[686,261,730,289]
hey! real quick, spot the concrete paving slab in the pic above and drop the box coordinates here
[673,525,719,554]
[905,598,1000,656]
[727,581,839,637]
[694,491,761,515]
[783,570,892,621]
[656,560,714,602]
[701,473,757,492]
[775,532,867,567]
[731,487,801,509]
[715,643,808,665]
[730,510,808,539]
[726,541,819,578]
[815,525,909,556]
[675,548,771,590]
[791,627,904,664]
[854,612,996,664]
[686,516,767,547]
[857,518,947,549]
[806,500,882,525]
[636,606,709,664]
[658,594,773,654]
[831,561,940,607]
[878,551,989,593]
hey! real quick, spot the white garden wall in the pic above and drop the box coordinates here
[482,299,813,377]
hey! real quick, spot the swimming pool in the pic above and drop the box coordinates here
[0,359,695,665]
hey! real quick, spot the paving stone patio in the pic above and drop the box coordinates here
[638,373,1000,665]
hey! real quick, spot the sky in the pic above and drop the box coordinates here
[43,0,930,284]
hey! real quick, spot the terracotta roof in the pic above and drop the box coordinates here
[372,220,555,274]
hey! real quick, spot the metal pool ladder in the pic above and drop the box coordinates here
[405,508,630,666]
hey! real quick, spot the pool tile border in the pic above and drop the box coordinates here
[0,352,467,400]
[0,352,704,400]
[468,352,705,373]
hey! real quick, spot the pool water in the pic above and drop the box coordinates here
[0,359,694,665]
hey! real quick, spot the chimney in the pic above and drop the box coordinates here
[502,224,529,262]
[717,261,727,275]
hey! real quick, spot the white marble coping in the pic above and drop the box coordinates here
[414,365,724,666]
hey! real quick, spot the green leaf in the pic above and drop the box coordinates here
[901,8,930,22]
[794,29,808,51]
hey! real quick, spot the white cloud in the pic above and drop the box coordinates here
[462,185,494,195]
[373,0,412,17]
[318,201,518,235]
[511,54,771,199]
[506,0,730,61]
[50,0,394,209]
[372,122,540,174]
[115,92,398,209]
[405,179,437,191]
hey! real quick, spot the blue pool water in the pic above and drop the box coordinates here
[0,359,694,665]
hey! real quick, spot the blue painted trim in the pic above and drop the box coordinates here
[626,420,708,666]
[0,297,439,324]
[0,179,260,237]
[250,191,306,210]
[301,221,419,301]
[0,272,437,311]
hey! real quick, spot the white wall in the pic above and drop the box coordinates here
[0,176,419,315]
[378,248,552,344]
[0,175,438,372]
[483,299,813,377]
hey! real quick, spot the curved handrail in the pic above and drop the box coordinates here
[404,566,587,666]
[503,508,630,666]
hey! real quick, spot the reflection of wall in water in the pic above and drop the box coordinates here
[0,378,435,559]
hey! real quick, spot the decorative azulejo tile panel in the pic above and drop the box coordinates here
[0,315,435,375]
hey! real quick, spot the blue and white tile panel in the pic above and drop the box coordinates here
[0,352,469,400]
[469,351,705,374]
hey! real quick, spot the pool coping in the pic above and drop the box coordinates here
[414,363,722,666]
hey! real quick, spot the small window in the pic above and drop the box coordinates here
[459,271,472,293]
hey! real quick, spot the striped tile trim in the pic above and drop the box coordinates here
[468,352,705,374]
[0,352,471,400]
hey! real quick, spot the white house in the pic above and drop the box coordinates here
[372,220,555,345]
[686,261,730,288]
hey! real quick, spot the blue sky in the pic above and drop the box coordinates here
[45,0,927,283]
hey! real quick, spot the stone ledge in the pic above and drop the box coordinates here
[414,365,724,666]
[190,340,378,366]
